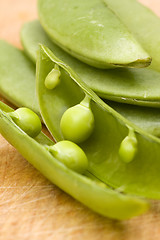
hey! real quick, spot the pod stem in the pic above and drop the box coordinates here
[7,111,19,120]
[128,127,137,142]
[80,94,91,108]
[45,145,57,155]
[54,64,60,71]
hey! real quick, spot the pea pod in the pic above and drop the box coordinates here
[38,0,151,69]
[37,44,160,199]
[104,0,160,72]
[0,40,39,115]
[21,21,160,107]
[0,101,149,220]
[1,40,160,137]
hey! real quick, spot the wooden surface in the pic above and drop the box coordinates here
[0,1,160,239]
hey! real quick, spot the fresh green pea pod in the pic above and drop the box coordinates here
[21,21,160,107]
[38,0,151,69]
[104,0,160,72]
[1,40,160,138]
[0,101,149,220]
[37,44,160,199]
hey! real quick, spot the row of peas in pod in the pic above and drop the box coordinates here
[45,66,137,165]
[1,0,160,220]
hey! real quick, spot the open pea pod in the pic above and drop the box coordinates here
[1,40,160,137]
[21,21,160,107]
[0,101,149,220]
[104,0,160,72]
[37,44,160,199]
[38,0,151,69]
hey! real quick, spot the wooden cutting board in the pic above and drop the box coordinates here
[1,1,160,239]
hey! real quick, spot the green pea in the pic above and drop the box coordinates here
[60,95,94,143]
[119,128,137,163]
[44,64,61,89]
[48,140,88,174]
[9,107,42,138]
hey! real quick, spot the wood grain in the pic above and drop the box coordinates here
[0,1,160,239]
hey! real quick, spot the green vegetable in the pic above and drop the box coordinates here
[2,0,160,221]
[60,95,94,143]
[38,0,151,69]
[48,140,88,174]
[0,101,149,220]
[8,107,42,138]
[36,44,160,199]
[21,21,160,107]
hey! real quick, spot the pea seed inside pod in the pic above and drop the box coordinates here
[119,128,137,163]
[8,107,42,138]
[60,95,94,143]
[44,64,61,89]
[48,140,88,174]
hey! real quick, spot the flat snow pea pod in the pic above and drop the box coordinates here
[1,41,160,138]
[0,101,149,220]
[104,0,160,72]
[0,40,39,115]
[21,21,160,107]
[38,0,151,69]
[37,44,160,199]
